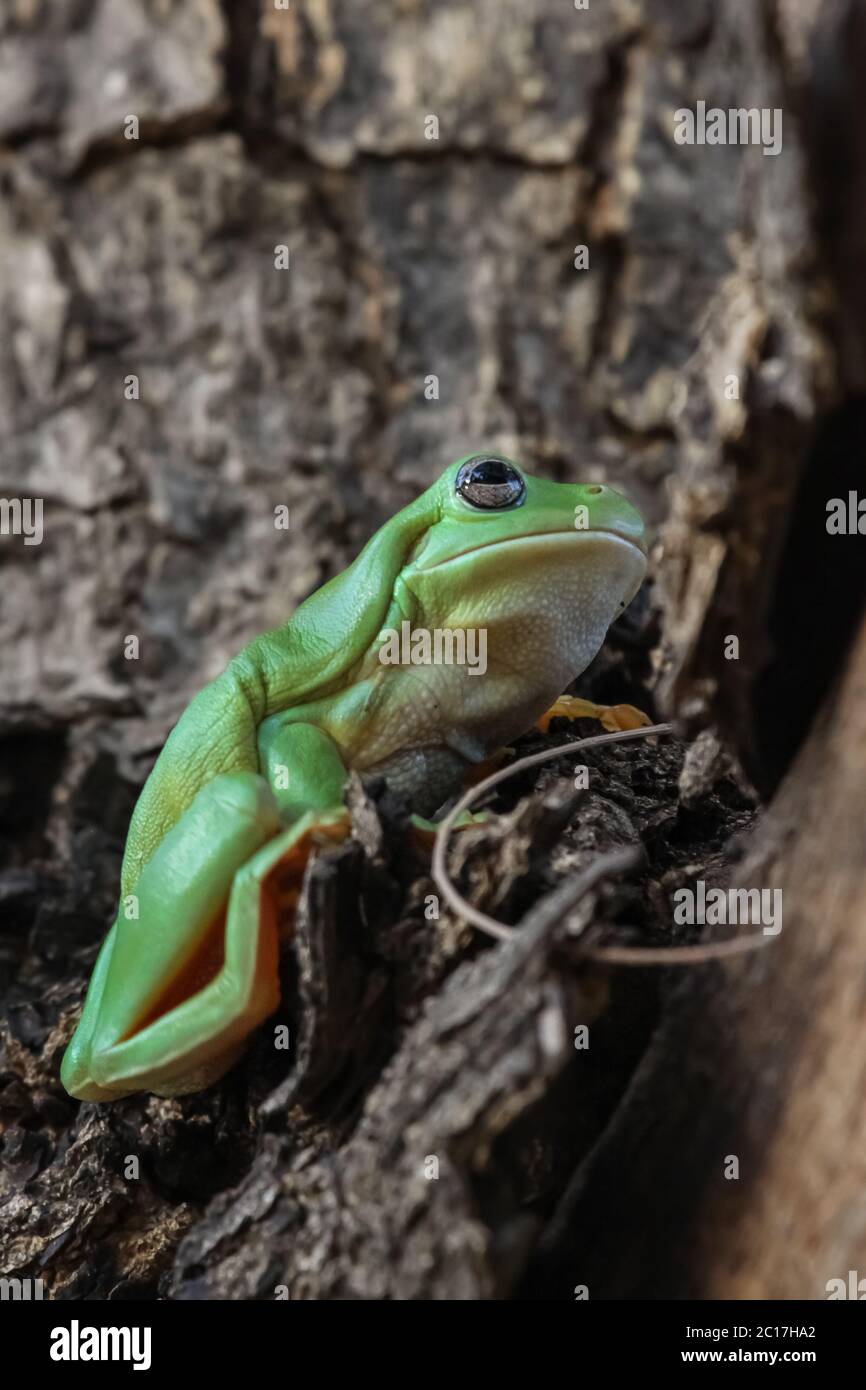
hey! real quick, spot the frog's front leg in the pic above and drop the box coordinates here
[62,725,351,1101]
[536,693,652,733]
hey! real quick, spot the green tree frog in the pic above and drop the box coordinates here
[62,455,648,1101]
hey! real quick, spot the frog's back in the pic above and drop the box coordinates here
[119,486,438,895]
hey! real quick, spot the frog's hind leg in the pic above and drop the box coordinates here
[60,921,121,1099]
[95,811,350,1100]
[61,772,281,1100]
[62,719,354,1101]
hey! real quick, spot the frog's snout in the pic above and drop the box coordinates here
[628,523,648,557]
[586,483,647,557]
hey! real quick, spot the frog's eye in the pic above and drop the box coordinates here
[455,457,526,510]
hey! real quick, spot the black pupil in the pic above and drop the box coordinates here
[456,457,525,509]
[468,459,513,486]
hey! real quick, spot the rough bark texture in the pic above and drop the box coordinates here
[1,0,864,1300]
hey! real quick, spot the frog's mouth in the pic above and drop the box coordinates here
[418,527,647,573]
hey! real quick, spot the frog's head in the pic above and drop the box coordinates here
[398,455,647,692]
[423,452,645,576]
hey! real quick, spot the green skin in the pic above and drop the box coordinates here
[62,455,647,1101]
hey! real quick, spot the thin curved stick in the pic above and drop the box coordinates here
[591,935,774,964]
[432,724,673,942]
[431,721,776,965]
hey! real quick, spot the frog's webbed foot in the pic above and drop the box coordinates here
[409,807,490,847]
[403,750,508,845]
[62,773,348,1101]
[536,694,652,734]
